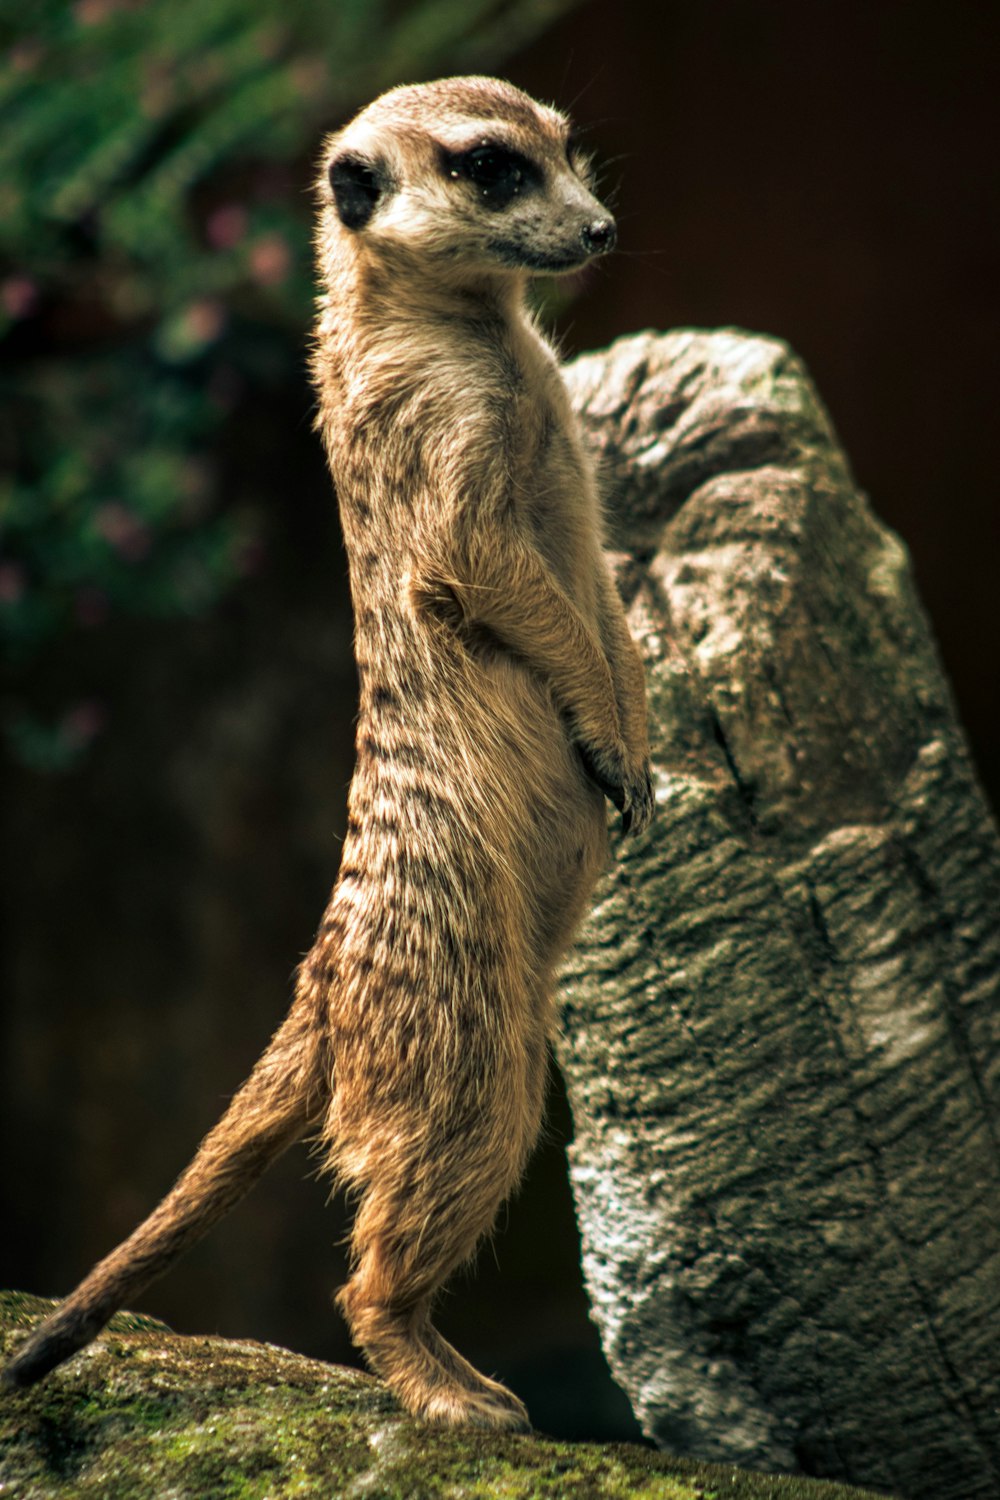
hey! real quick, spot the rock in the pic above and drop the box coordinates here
[0,1292,882,1499]
[559,330,1000,1500]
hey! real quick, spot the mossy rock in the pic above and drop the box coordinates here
[0,1293,887,1499]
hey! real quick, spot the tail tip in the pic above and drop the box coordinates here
[2,1352,39,1389]
[2,1330,70,1390]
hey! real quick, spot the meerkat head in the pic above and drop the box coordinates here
[318,77,616,285]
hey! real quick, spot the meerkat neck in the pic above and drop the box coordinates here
[346,249,530,333]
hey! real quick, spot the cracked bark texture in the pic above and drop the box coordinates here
[559,330,1000,1500]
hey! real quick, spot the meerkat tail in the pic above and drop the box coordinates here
[2,995,328,1389]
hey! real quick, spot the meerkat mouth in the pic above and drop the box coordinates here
[487,239,591,273]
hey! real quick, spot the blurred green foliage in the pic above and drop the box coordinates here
[0,0,578,768]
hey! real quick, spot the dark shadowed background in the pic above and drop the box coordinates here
[1,0,996,1441]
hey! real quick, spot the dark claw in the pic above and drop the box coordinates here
[577,744,625,811]
[577,744,654,836]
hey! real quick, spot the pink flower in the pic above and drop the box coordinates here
[207,204,249,251]
[0,562,25,604]
[10,40,43,72]
[62,701,105,747]
[2,277,38,320]
[249,233,291,286]
[183,298,226,345]
[94,503,152,562]
[291,58,326,101]
[74,0,119,25]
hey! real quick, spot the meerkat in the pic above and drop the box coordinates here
[3,76,652,1431]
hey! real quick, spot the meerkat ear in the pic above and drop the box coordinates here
[329,154,386,230]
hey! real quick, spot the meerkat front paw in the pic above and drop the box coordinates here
[578,740,654,836]
[621,758,654,836]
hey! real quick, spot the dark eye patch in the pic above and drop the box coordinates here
[329,153,387,230]
[441,141,540,209]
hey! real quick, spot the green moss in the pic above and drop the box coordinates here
[1,1293,886,1499]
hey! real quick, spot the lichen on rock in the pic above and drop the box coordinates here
[1,1292,883,1499]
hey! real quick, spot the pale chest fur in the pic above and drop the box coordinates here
[326,303,604,630]
[503,321,603,620]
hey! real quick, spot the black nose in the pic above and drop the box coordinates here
[581,217,617,255]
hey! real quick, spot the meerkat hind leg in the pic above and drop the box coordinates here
[336,1077,542,1430]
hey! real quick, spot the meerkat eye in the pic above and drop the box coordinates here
[443,142,537,209]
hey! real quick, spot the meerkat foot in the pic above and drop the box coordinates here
[416,1322,530,1431]
[399,1341,531,1432]
[418,1375,530,1431]
[339,1284,531,1431]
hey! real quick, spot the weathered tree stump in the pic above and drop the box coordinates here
[559,330,1000,1500]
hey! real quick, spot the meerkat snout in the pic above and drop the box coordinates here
[581,216,616,255]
